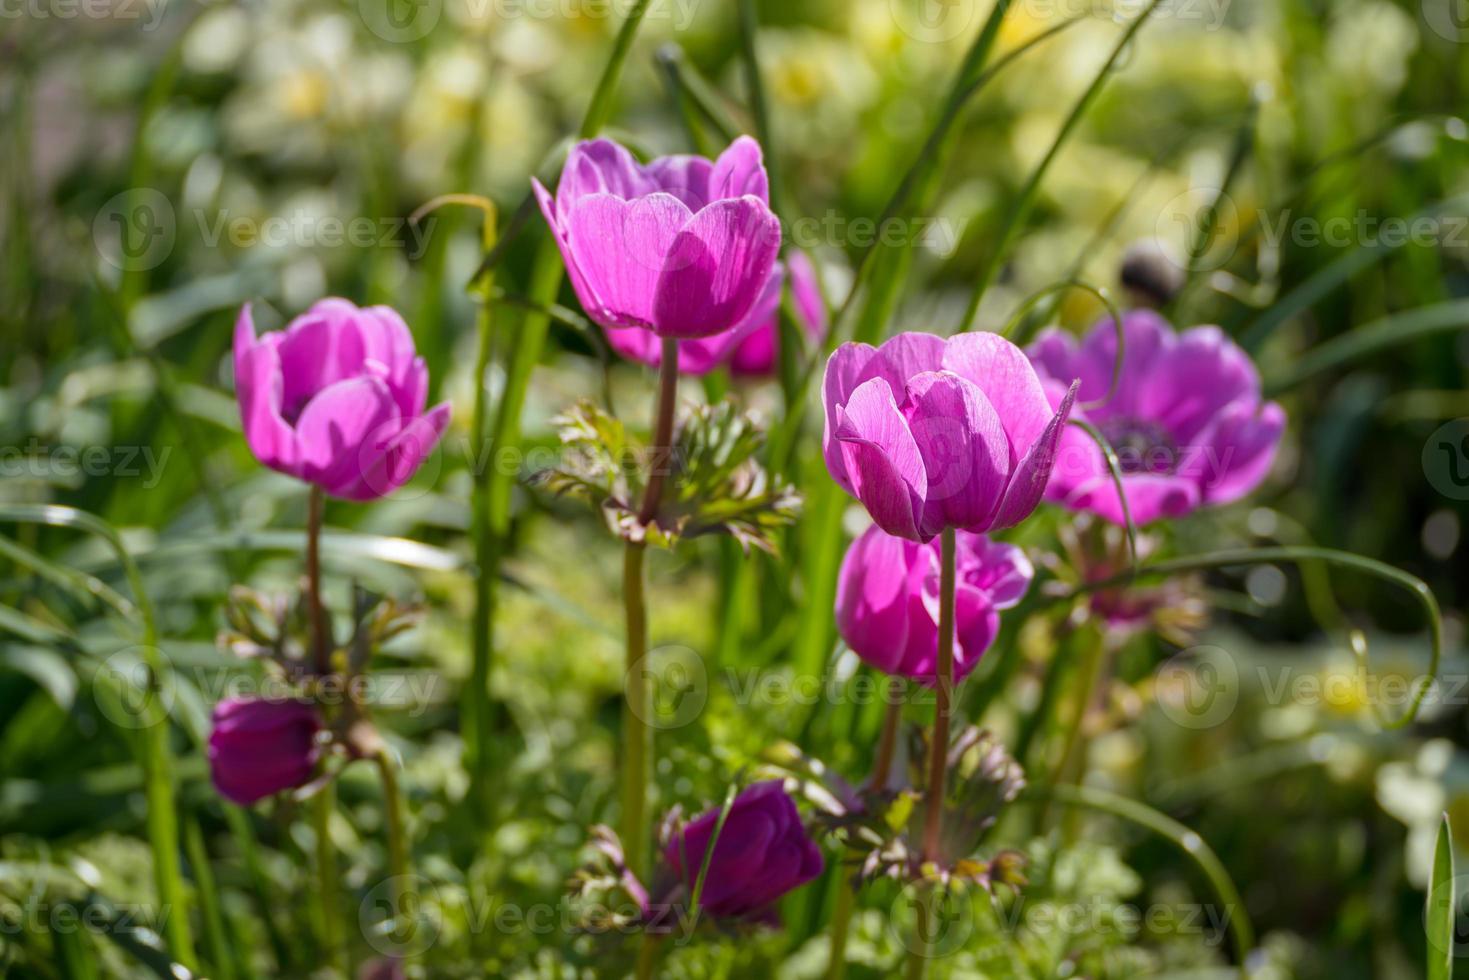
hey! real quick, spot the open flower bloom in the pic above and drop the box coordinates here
[208,697,322,806]
[603,251,828,376]
[837,525,1032,686]
[533,136,781,339]
[1028,311,1286,525]
[234,300,451,501]
[664,781,823,921]
[823,332,1078,542]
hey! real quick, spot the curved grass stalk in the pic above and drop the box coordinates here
[1050,546,1443,729]
[960,0,1167,331]
[0,504,194,967]
[998,280,1124,412]
[1031,783,1255,973]
[1067,419,1138,570]
[1262,298,1469,397]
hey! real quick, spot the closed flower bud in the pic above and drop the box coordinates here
[207,697,322,805]
[664,781,823,920]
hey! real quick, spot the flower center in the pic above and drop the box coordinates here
[1098,417,1179,475]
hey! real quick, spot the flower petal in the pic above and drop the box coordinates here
[836,526,917,675]
[822,342,879,493]
[1196,399,1285,505]
[943,331,1059,465]
[565,192,693,331]
[293,375,401,498]
[835,378,929,541]
[989,379,1079,530]
[903,371,1011,537]
[1065,472,1201,526]
[344,402,452,501]
[234,305,300,475]
[1139,324,1261,443]
[644,154,714,211]
[555,138,654,222]
[709,135,770,203]
[652,196,781,338]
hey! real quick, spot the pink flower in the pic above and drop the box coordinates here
[532,136,782,340]
[208,698,321,805]
[1028,311,1286,526]
[663,781,823,920]
[822,332,1078,542]
[836,525,1032,686]
[602,251,828,376]
[233,299,451,501]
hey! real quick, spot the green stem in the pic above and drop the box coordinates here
[184,815,236,980]
[621,340,678,881]
[467,211,500,829]
[1038,625,1106,830]
[375,748,414,955]
[825,874,854,980]
[306,487,329,673]
[903,888,931,980]
[923,528,957,860]
[635,932,662,980]
[313,785,344,974]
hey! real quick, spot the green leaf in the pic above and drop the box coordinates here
[1428,812,1455,980]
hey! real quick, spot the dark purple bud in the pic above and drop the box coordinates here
[664,781,823,920]
[207,697,322,805]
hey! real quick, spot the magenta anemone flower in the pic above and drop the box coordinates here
[822,332,1078,542]
[1028,311,1285,525]
[603,251,827,377]
[208,697,322,805]
[836,525,1032,686]
[532,136,781,340]
[233,299,450,501]
[664,781,823,921]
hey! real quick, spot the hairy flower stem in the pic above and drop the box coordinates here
[622,337,680,880]
[923,528,957,860]
[306,486,329,673]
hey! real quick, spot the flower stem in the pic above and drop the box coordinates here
[375,748,411,893]
[922,528,957,861]
[306,486,329,673]
[871,694,903,791]
[635,932,662,980]
[313,784,344,974]
[638,337,680,526]
[621,337,679,881]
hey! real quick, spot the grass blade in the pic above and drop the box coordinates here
[1263,298,1469,397]
[961,0,1166,330]
[1428,811,1455,980]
